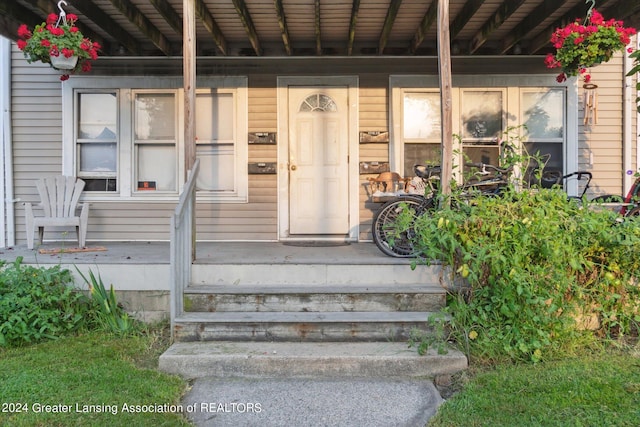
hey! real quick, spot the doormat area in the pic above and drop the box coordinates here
[283,241,351,247]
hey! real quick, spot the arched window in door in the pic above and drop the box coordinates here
[299,93,338,112]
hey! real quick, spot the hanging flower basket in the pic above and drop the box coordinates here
[544,9,636,83]
[16,11,101,81]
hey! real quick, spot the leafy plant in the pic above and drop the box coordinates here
[628,49,640,113]
[545,9,636,83]
[75,267,138,336]
[408,312,451,355]
[0,257,91,347]
[408,188,640,363]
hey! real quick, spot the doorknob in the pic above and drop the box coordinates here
[290,165,297,171]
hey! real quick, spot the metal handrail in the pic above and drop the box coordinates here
[169,159,200,337]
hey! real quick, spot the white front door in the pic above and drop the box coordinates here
[288,86,349,235]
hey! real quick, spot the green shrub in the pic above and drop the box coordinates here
[0,257,91,347]
[409,188,640,363]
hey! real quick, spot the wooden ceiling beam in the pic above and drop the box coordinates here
[0,0,43,40]
[500,0,568,54]
[149,0,183,35]
[315,0,321,55]
[108,0,173,55]
[63,0,140,55]
[469,0,527,54]
[347,0,360,56]
[232,0,262,56]
[194,0,227,55]
[378,0,402,54]
[450,0,485,41]
[274,0,292,55]
[409,1,437,54]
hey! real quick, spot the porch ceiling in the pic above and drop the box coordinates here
[1,0,639,58]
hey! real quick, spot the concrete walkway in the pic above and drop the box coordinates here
[181,377,444,427]
[159,341,465,426]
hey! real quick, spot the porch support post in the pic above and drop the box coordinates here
[184,0,197,261]
[437,0,453,202]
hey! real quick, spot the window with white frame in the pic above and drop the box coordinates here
[401,91,441,177]
[522,88,565,181]
[134,91,178,192]
[389,75,576,191]
[76,91,118,191]
[195,91,236,192]
[460,89,505,172]
[63,77,248,202]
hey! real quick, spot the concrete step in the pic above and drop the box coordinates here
[158,341,467,379]
[191,263,445,286]
[173,311,439,342]
[183,284,446,313]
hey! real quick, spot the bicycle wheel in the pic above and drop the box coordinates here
[624,205,640,218]
[372,195,434,257]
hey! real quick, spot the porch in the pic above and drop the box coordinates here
[2,241,449,331]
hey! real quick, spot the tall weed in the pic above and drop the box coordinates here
[409,188,640,363]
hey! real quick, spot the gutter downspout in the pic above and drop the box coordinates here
[637,34,640,175]
[1,38,15,248]
[623,38,634,192]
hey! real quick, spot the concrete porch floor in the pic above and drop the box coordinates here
[0,241,415,266]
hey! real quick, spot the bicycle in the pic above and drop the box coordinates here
[542,170,640,215]
[372,162,513,258]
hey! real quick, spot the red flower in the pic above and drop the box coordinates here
[584,74,592,83]
[40,39,51,47]
[70,27,79,33]
[49,46,59,57]
[60,74,70,81]
[16,39,27,50]
[46,13,57,25]
[17,24,31,39]
[62,48,75,58]
[67,14,78,22]
[81,61,92,72]
[556,73,567,83]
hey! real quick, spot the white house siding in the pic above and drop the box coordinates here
[10,46,65,245]
[579,52,629,197]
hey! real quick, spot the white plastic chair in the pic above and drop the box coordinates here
[25,175,90,249]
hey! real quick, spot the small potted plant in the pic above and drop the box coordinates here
[544,9,636,83]
[16,12,101,81]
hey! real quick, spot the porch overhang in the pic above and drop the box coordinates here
[1,0,638,59]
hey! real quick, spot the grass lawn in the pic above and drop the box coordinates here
[430,347,640,427]
[0,328,191,427]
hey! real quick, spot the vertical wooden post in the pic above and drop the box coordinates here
[437,0,453,201]
[184,0,197,260]
[184,0,196,173]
